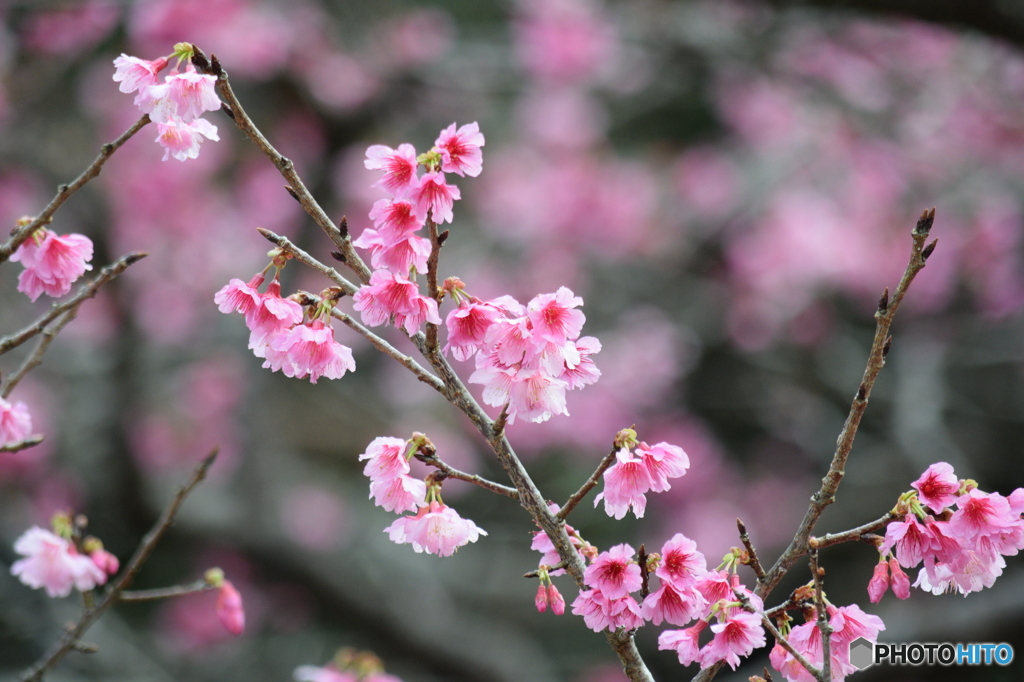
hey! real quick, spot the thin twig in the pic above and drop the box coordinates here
[735,588,822,681]
[524,562,566,579]
[0,117,150,263]
[0,252,147,357]
[118,580,212,602]
[19,450,218,682]
[1,308,78,398]
[810,511,897,550]
[425,217,442,353]
[557,446,618,521]
[191,47,371,285]
[0,435,44,453]
[737,518,767,583]
[809,549,831,682]
[257,228,358,295]
[418,453,519,499]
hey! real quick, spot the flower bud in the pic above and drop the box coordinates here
[535,583,548,613]
[867,558,889,603]
[216,580,245,636]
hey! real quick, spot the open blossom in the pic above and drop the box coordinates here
[560,336,602,389]
[1,397,34,447]
[368,198,426,238]
[571,588,643,632]
[880,514,931,568]
[949,488,1018,543]
[526,287,585,343]
[216,580,245,636]
[263,319,356,383]
[384,501,486,556]
[353,228,431,275]
[413,172,461,224]
[659,621,706,666]
[11,230,93,301]
[584,544,641,599]
[10,527,107,597]
[145,68,221,124]
[155,117,219,162]
[112,54,168,93]
[698,610,766,671]
[352,269,441,334]
[434,121,485,177]
[214,273,266,316]
[641,580,706,626]
[243,280,304,351]
[365,143,419,198]
[444,299,501,361]
[912,462,960,513]
[637,441,690,492]
[657,533,707,586]
[369,474,427,514]
[594,448,652,519]
[358,437,410,482]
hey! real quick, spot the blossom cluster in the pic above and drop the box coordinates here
[878,462,1024,598]
[594,439,690,519]
[215,268,355,383]
[9,526,116,598]
[112,44,221,161]
[768,604,885,681]
[10,228,94,302]
[359,435,486,557]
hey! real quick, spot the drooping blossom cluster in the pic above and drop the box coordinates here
[214,262,355,383]
[11,228,94,302]
[9,524,117,598]
[769,603,885,682]
[595,438,690,519]
[877,462,1024,598]
[359,434,486,557]
[112,44,221,161]
[0,397,34,448]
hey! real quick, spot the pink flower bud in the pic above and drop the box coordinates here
[216,580,245,636]
[90,548,119,576]
[889,557,911,599]
[867,558,889,603]
[547,584,565,615]
[535,583,548,613]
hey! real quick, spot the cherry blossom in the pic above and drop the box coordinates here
[435,121,485,177]
[583,544,641,599]
[10,527,107,598]
[547,584,565,615]
[147,67,221,124]
[889,557,911,599]
[640,580,706,626]
[358,437,411,482]
[384,501,487,556]
[656,533,707,586]
[413,172,461,224]
[263,319,356,383]
[570,588,643,632]
[365,143,419,198]
[243,279,304,352]
[526,287,585,344]
[637,441,690,493]
[216,580,245,635]
[352,269,441,334]
[444,299,501,361]
[658,621,706,666]
[214,272,266,316]
[594,448,652,519]
[0,397,34,447]
[911,461,961,513]
[367,198,426,238]
[867,558,889,603]
[11,229,93,301]
[698,610,766,671]
[112,54,168,93]
[368,474,427,514]
[154,117,219,162]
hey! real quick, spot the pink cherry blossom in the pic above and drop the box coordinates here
[880,514,931,568]
[697,610,766,671]
[244,280,304,351]
[155,117,219,162]
[364,143,419,198]
[889,557,911,599]
[367,198,426,238]
[0,397,34,447]
[829,603,885,645]
[153,67,221,124]
[216,580,245,635]
[353,228,431,275]
[434,122,485,177]
[11,230,93,302]
[535,583,548,612]
[695,570,732,611]
[640,580,706,626]
[10,527,107,597]
[444,300,501,361]
[559,336,602,389]
[547,584,565,615]
[584,544,641,599]
[912,462,960,513]
[594,448,652,519]
[263,319,356,383]
[637,441,690,493]
[352,269,441,334]
[949,488,1018,543]
[112,54,168,93]
[368,474,427,514]
[358,437,410,482]
[383,501,486,556]
[413,171,461,224]
[527,287,585,343]
[656,533,707,587]
[867,558,889,603]
[570,588,643,632]
[658,621,706,666]
[214,273,266,316]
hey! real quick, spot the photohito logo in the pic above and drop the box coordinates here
[849,638,1015,669]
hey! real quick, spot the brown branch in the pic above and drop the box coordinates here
[418,452,520,499]
[810,511,897,550]
[19,450,218,682]
[0,252,147,357]
[557,446,618,521]
[1,308,78,399]
[735,588,823,681]
[257,228,358,296]
[737,518,767,584]
[0,116,150,263]
[809,549,831,682]
[425,216,443,353]
[118,580,212,602]
[191,47,372,285]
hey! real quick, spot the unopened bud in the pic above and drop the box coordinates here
[204,567,225,587]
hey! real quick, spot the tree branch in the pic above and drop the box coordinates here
[118,580,213,602]
[810,511,897,550]
[417,451,520,499]
[18,450,218,682]
[557,446,618,521]
[0,117,150,263]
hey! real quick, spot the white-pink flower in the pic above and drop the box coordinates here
[155,117,219,162]
[112,54,168,93]
[570,588,643,632]
[434,121,485,177]
[365,143,419,198]
[10,527,107,597]
[584,544,641,599]
[413,171,461,224]
[11,230,93,302]
[263,319,356,383]
[637,441,690,493]
[0,397,34,447]
[358,437,410,482]
[594,448,652,519]
[384,501,486,556]
[153,68,221,124]
[526,287,585,343]
[912,462,960,513]
[353,228,431,275]
[369,474,427,514]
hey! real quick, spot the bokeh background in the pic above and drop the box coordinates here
[2,1,1024,681]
